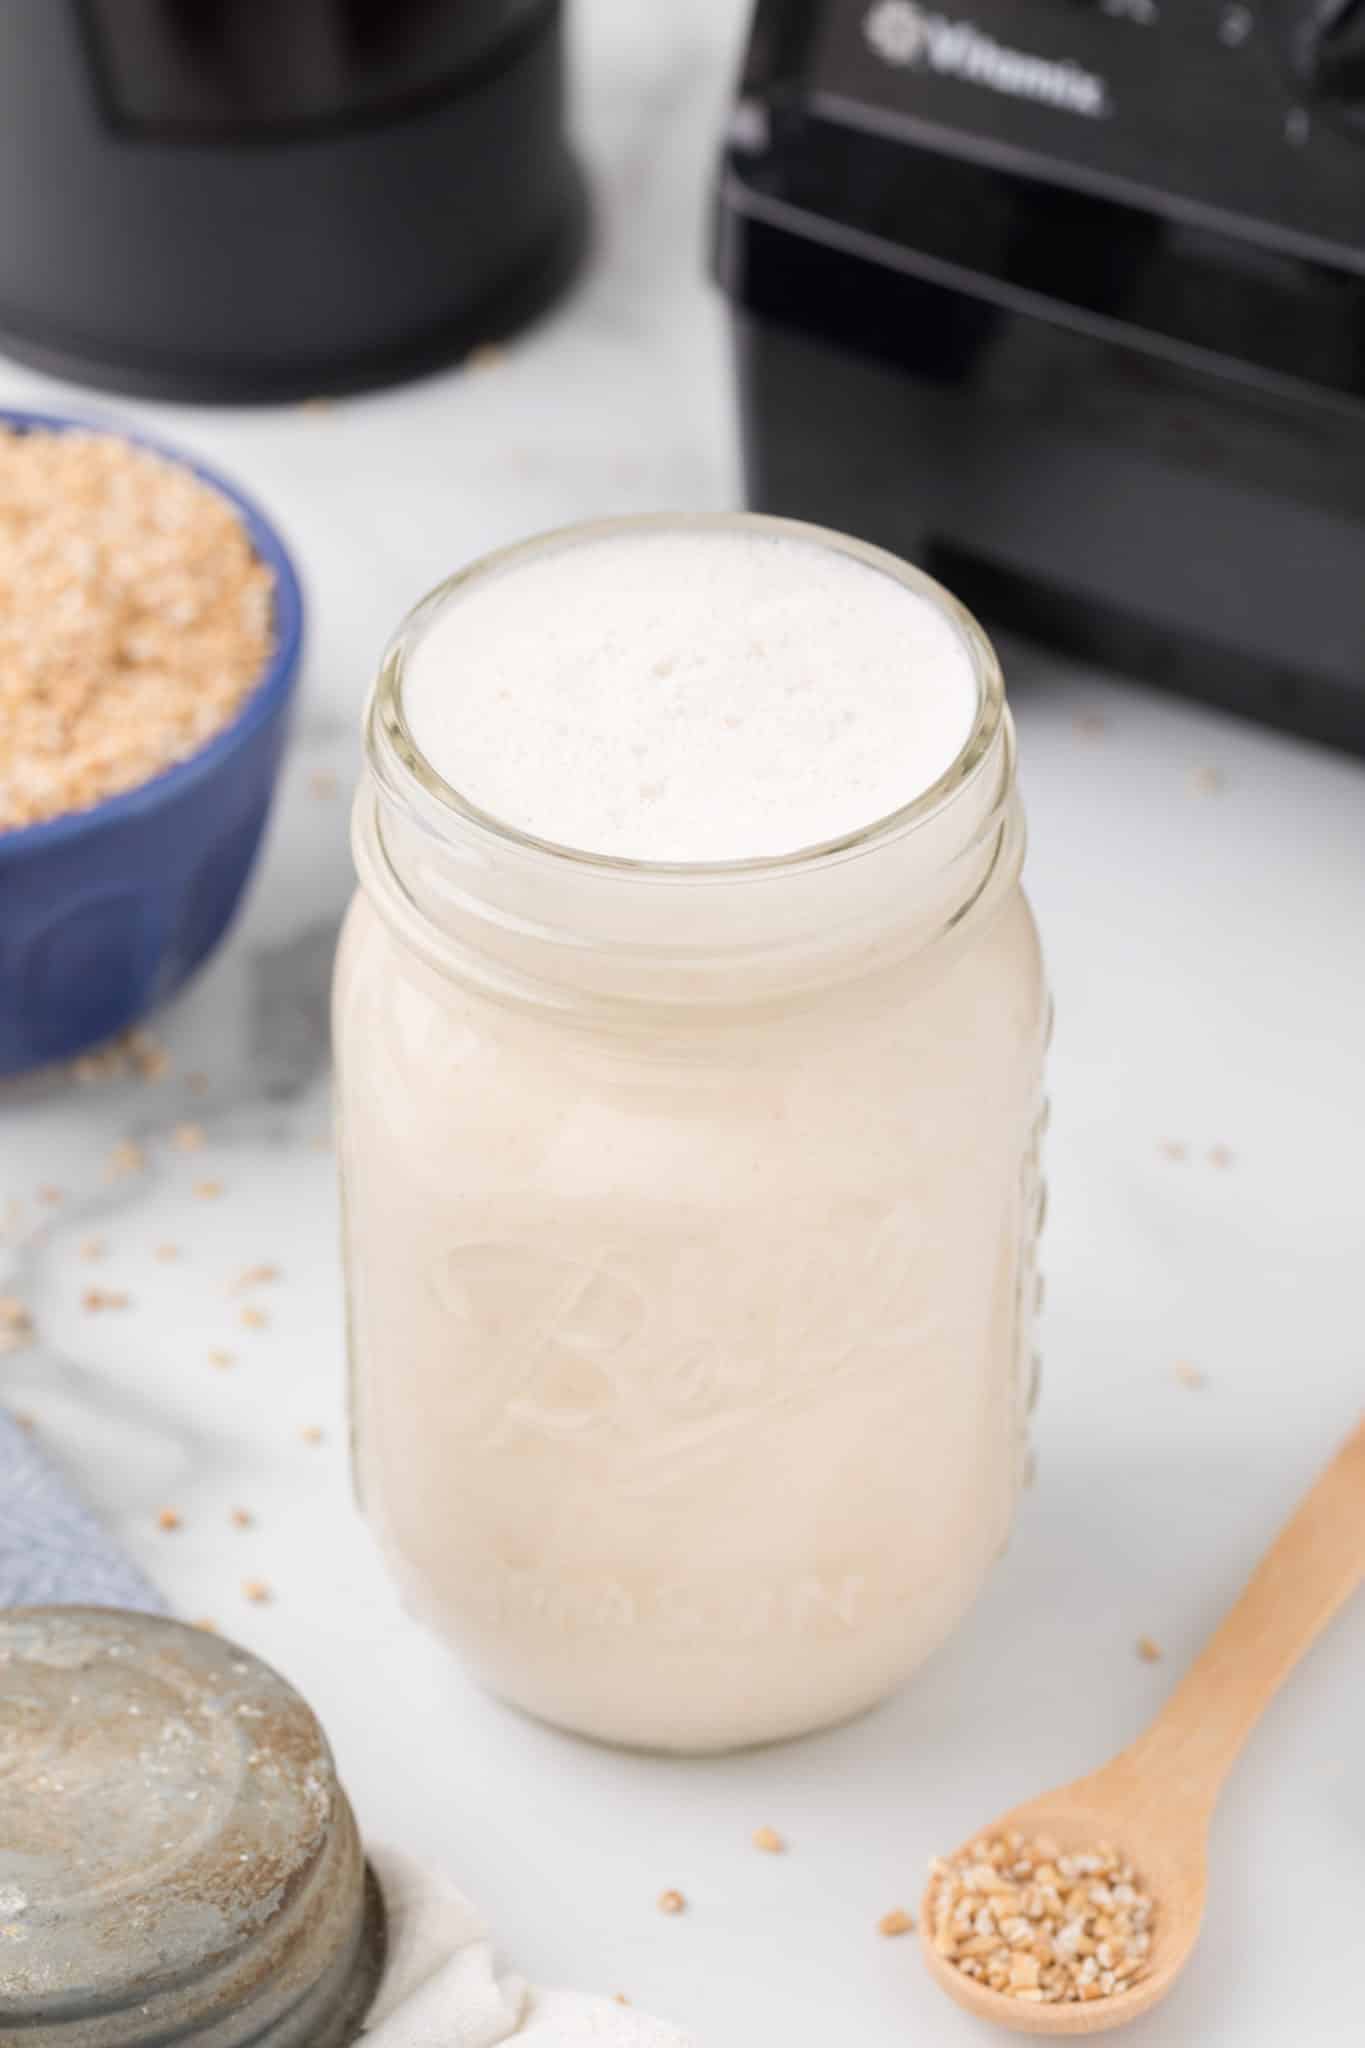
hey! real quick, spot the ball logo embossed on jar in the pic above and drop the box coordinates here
[431,1242,648,1444]
[430,1202,946,1475]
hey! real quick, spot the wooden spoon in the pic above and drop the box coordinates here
[919,1415,1365,2036]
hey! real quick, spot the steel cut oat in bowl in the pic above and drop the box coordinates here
[0,427,275,832]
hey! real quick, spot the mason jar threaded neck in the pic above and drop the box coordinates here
[355,514,1022,1013]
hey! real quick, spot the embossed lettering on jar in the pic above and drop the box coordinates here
[335,515,1048,1753]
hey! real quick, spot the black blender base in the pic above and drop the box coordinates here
[0,0,584,405]
[921,542,1365,762]
[0,181,588,407]
[733,313,1365,763]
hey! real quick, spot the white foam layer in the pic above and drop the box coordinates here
[403,527,978,863]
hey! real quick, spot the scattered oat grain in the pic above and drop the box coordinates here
[107,1140,145,1179]
[309,770,338,799]
[127,1031,170,1081]
[11,1410,35,1432]
[1156,1139,1188,1163]
[82,1287,128,1311]
[157,1507,182,1532]
[234,1263,280,1291]
[657,1890,686,1916]
[36,1184,63,1205]
[154,1242,180,1262]
[69,1031,173,1086]
[1174,1361,1206,1390]
[1136,1636,1163,1663]
[193,1180,223,1201]
[243,1578,272,1604]
[208,1348,236,1369]
[240,1305,268,1329]
[878,1908,915,1938]
[186,1072,209,1094]
[752,1826,785,1854]
[1191,765,1224,795]
[300,1425,324,1445]
[465,342,507,373]
[0,1295,33,1354]
[1208,1144,1235,1169]
[79,1236,106,1261]
[172,1122,205,1151]
[194,1617,218,1632]
[229,1507,253,1529]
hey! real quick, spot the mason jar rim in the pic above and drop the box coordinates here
[366,511,1007,883]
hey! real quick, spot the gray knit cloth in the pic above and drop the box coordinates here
[0,1410,163,1610]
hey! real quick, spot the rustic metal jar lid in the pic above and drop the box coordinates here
[0,1607,385,2047]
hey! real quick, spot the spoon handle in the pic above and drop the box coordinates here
[1128,1414,1365,1810]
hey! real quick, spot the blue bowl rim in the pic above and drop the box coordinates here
[0,404,304,860]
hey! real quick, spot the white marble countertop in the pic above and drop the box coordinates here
[3,3,1364,2042]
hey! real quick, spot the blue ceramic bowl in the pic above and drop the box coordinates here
[0,409,304,1075]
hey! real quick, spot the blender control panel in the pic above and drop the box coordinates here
[806,1,1365,261]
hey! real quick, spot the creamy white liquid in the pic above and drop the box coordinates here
[403,529,978,860]
[340,522,1045,1752]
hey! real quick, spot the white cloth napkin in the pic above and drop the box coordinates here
[364,1848,697,2048]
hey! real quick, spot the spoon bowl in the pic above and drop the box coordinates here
[918,1768,1209,2035]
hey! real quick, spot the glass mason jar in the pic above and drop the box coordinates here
[335,514,1047,1754]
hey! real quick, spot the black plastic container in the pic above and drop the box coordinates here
[0,0,585,403]
[714,0,1365,755]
